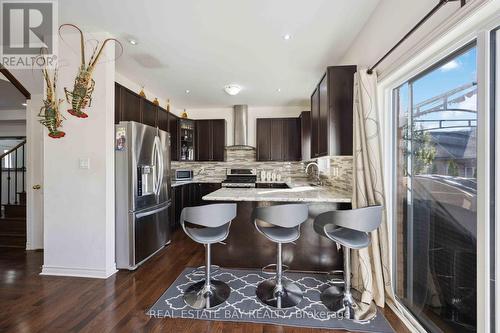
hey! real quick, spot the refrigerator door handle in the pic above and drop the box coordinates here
[155,135,164,198]
[135,203,170,219]
[152,135,163,198]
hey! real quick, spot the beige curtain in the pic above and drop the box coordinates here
[351,69,394,320]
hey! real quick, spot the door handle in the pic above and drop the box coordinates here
[153,136,163,197]
[33,184,41,190]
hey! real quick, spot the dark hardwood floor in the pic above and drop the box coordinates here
[0,230,410,333]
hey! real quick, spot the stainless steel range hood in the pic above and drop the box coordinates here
[227,105,254,150]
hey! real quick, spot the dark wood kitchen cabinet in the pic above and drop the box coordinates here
[157,107,169,132]
[300,111,311,161]
[195,119,226,161]
[115,83,141,123]
[193,183,222,206]
[318,74,329,156]
[310,65,356,157]
[310,88,319,157]
[282,117,301,161]
[256,118,301,161]
[115,82,182,161]
[170,182,222,230]
[168,113,179,161]
[141,99,157,127]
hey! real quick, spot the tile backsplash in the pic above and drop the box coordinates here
[172,148,353,194]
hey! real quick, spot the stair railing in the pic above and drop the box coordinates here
[0,140,27,206]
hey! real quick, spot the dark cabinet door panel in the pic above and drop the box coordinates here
[318,74,328,157]
[300,111,311,161]
[115,83,122,124]
[270,119,283,161]
[211,119,226,161]
[169,114,179,161]
[309,65,356,158]
[257,118,301,162]
[142,100,157,127]
[311,88,319,158]
[121,88,141,123]
[256,119,271,161]
[329,66,355,155]
[283,118,301,161]
[195,119,212,161]
[157,108,169,132]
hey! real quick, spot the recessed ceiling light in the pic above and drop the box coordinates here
[283,34,292,40]
[185,89,190,94]
[21,103,27,106]
[276,88,281,92]
[224,84,242,96]
[128,39,138,45]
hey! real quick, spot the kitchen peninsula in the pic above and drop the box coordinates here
[202,180,352,272]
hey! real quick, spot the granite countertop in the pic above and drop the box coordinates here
[171,179,224,187]
[203,179,352,203]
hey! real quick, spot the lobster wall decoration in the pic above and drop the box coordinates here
[38,53,65,138]
[59,24,122,118]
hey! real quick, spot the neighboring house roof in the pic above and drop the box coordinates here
[429,129,476,159]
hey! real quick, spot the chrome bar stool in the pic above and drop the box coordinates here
[180,203,237,309]
[253,203,309,308]
[313,206,382,319]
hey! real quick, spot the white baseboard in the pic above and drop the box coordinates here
[41,265,117,279]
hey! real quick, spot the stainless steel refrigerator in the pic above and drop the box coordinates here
[115,121,171,270]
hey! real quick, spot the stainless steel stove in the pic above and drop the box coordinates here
[221,168,257,188]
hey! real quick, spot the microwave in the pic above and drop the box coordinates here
[175,169,193,181]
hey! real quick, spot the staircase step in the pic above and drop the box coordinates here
[3,204,26,218]
[0,233,26,248]
[0,217,26,233]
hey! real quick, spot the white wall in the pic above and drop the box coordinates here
[0,109,26,136]
[0,122,25,137]
[185,106,304,146]
[340,0,465,70]
[41,32,116,278]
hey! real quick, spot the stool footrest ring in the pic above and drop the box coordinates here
[191,265,221,277]
[261,263,290,275]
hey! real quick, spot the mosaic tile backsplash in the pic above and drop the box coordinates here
[172,148,353,194]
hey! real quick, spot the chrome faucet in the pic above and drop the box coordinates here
[305,162,322,185]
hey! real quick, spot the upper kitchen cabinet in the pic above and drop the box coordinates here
[157,106,169,132]
[179,119,195,161]
[115,82,180,161]
[115,83,141,124]
[310,65,356,157]
[310,88,319,157]
[195,119,226,161]
[300,111,311,161]
[168,113,179,161]
[141,99,157,127]
[256,118,301,162]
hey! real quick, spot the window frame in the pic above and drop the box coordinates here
[378,11,500,333]
[392,40,479,332]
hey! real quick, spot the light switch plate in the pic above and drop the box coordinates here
[79,158,90,169]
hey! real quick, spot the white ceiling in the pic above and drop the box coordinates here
[59,0,380,108]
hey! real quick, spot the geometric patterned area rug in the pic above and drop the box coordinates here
[148,267,394,333]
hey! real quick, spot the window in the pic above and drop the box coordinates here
[393,43,477,332]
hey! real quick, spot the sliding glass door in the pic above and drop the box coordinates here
[394,43,478,332]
